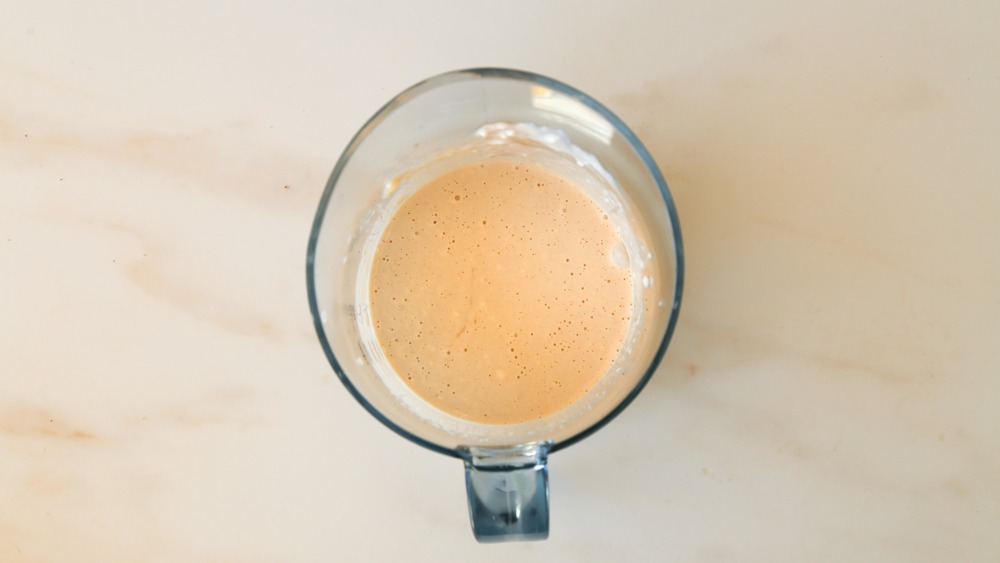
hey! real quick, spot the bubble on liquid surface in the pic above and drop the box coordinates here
[610,242,629,269]
[641,275,653,288]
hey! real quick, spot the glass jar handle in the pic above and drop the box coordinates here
[458,442,551,542]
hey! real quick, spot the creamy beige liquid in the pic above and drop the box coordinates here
[369,160,632,424]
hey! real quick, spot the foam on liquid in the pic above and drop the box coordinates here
[368,160,632,424]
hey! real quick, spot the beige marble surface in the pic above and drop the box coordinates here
[2,1,999,561]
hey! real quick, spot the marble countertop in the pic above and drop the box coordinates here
[2,1,998,561]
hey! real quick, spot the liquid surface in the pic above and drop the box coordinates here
[369,160,632,424]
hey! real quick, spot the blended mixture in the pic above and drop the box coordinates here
[368,160,632,424]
